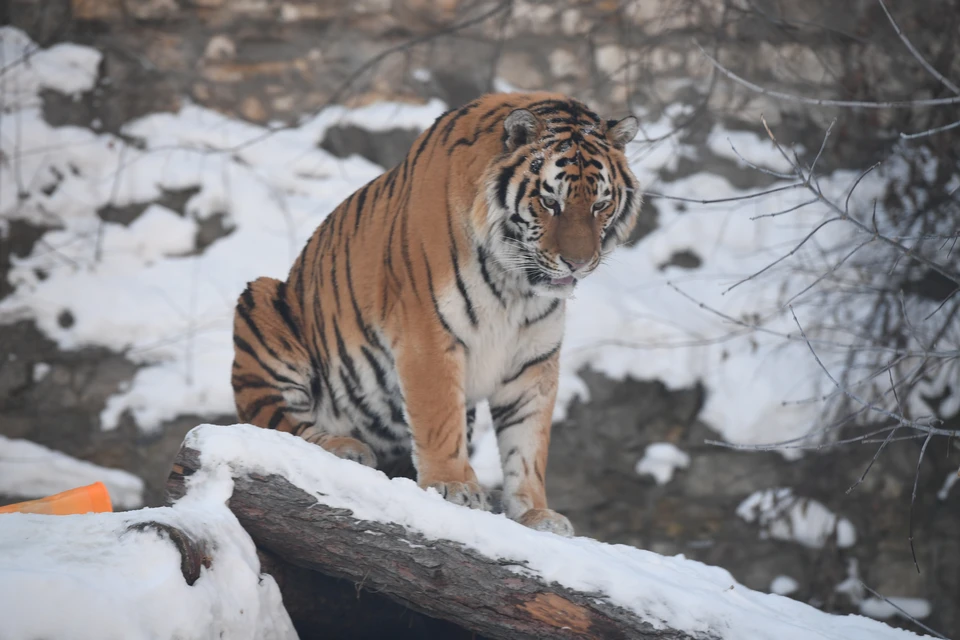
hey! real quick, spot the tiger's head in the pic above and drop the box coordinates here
[484,98,641,299]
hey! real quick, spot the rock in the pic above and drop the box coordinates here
[657,249,703,271]
[560,8,590,36]
[204,34,236,61]
[271,94,296,113]
[0,220,50,302]
[71,0,123,21]
[97,187,201,227]
[145,33,191,72]
[320,125,423,170]
[200,64,244,83]
[496,50,545,91]
[240,95,268,122]
[278,3,339,22]
[548,48,583,81]
[505,0,558,37]
[595,44,628,83]
[41,44,181,134]
[123,0,179,21]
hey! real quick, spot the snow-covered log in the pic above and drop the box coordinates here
[168,447,668,639]
[166,424,927,640]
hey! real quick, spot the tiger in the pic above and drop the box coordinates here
[231,92,641,536]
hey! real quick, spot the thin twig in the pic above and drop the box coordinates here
[756,118,960,286]
[749,197,818,220]
[876,0,960,95]
[845,370,904,494]
[722,217,843,295]
[644,182,804,205]
[909,433,933,573]
[900,118,960,140]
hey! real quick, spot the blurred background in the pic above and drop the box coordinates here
[2,1,959,636]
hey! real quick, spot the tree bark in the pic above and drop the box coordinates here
[167,444,710,640]
[126,521,210,586]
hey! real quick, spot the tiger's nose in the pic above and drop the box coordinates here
[560,256,590,272]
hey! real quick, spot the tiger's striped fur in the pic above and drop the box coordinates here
[232,92,641,535]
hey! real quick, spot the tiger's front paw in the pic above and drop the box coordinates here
[517,508,574,537]
[428,481,491,511]
[301,429,378,468]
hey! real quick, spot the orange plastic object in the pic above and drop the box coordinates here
[0,482,113,515]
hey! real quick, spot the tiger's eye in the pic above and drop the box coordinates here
[540,196,558,211]
[592,200,610,213]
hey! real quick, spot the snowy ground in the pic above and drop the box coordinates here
[736,488,857,550]
[635,442,691,485]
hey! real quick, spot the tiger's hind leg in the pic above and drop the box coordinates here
[231,277,377,468]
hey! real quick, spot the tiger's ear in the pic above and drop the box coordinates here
[604,116,639,150]
[504,109,541,152]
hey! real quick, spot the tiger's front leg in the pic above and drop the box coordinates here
[489,348,573,537]
[396,324,490,511]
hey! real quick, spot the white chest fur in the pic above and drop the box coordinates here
[438,262,565,403]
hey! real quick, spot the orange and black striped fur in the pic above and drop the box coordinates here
[232,92,641,535]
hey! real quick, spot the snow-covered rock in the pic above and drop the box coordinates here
[770,575,800,596]
[0,480,294,639]
[635,442,691,485]
[737,487,856,549]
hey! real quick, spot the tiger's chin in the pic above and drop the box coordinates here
[531,276,578,299]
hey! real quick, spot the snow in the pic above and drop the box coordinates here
[0,28,899,455]
[737,488,857,549]
[0,28,102,109]
[635,442,691,485]
[937,467,958,501]
[860,598,932,622]
[835,559,866,602]
[0,435,144,509]
[31,362,50,381]
[770,575,799,596]
[0,482,295,640]
[835,560,932,625]
[168,423,923,640]
[411,67,433,82]
[469,403,503,488]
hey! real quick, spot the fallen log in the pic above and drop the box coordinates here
[166,424,929,640]
[168,445,677,640]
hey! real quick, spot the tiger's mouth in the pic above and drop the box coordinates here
[549,275,576,287]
